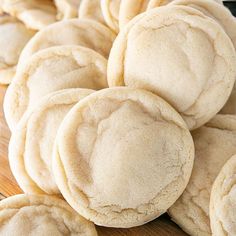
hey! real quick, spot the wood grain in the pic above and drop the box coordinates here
[0,85,188,236]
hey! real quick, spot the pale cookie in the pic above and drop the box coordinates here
[17,19,115,70]
[0,15,35,84]
[108,6,236,130]
[0,194,97,236]
[210,155,236,236]
[119,0,149,29]
[4,45,107,130]
[53,87,194,227]
[101,0,120,33]
[55,0,81,19]
[169,115,236,236]
[79,0,105,25]
[9,88,94,195]
[2,0,57,30]
[169,0,236,48]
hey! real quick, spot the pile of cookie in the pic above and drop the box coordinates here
[0,0,236,235]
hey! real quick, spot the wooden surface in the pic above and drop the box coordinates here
[0,85,188,236]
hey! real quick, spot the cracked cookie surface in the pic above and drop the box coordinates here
[4,45,107,130]
[0,194,97,236]
[108,5,236,130]
[53,87,194,227]
[169,115,236,236]
[210,154,236,236]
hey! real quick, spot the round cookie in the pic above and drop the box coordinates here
[17,18,116,70]
[169,0,236,48]
[210,155,236,236]
[4,45,107,130]
[108,6,236,130]
[0,194,97,236]
[53,87,194,227]
[0,15,35,84]
[55,0,81,19]
[119,0,149,29]
[9,88,94,195]
[79,0,105,25]
[169,115,236,236]
[1,0,57,30]
[101,0,120,33]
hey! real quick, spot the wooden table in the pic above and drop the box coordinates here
[0,85,188,236]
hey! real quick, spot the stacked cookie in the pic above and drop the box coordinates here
[0,0,236,235]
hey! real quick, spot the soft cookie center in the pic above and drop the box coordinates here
[77,99,186,209]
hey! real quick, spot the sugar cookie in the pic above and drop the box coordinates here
[169,115,236,236]
[108,6,236,130]
[53,87,194,227]
[2,0,57,30]
[4,45,107,130]
[9,88,94,195]
[0,194,97,236]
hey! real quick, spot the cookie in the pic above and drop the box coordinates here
[4,45,107,130]
[79,0,105,25]
[0,194,97,236]
[53,87,194,227]
[9,88,94,195]
[101,0,120,33]
[1,0,57,30]
[108,5,236,130]
[119,0,148,29]
[210,154,236,236]
[55,0,80,19]
[17,18,115,70]
[169,115,236,236]
[0,15,35,84]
